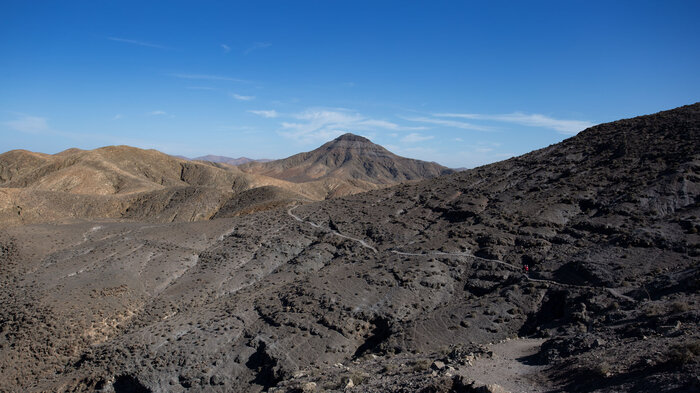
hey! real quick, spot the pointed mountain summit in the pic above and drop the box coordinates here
[239,132,454,183]
[2,104,698,392]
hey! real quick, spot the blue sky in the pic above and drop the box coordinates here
[1,1,699,168]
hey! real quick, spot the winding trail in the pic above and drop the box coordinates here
[392,250,636,302]
[287,206,377,253]
[286,205,635,302]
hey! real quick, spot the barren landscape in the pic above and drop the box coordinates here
[0,104,698,392]
[0,134,450,226]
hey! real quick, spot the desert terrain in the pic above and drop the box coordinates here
[0,134,450,226]
[0,104,698,392]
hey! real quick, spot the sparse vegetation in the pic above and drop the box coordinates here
[666,341,700,367]
[1,104,699,392]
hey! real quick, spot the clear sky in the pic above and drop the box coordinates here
[1,1,699,168]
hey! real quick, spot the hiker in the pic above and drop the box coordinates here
[523,264,529,274]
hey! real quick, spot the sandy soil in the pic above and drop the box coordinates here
[457,338,552,393]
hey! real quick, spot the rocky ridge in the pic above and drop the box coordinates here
[239,133,454,184]
[0,136,448,226]
[0,104,698,392]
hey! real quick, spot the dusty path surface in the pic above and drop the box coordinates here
[289,205,637,303]
[288,205,378,253]
[390,250,636,302]
[457,338,552,393]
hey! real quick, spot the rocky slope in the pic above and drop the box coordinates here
[240,133,454,184]
[0,137,449,227]
[0,146,314,226]
[0,104,698,392]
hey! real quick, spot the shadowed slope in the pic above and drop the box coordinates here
[1,104,697,392]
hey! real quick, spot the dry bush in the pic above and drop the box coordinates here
[666,341,700,367]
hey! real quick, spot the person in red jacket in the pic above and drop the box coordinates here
[523,264,529,274]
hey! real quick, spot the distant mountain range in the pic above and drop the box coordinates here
[0,133,452,226]
[1,104,697,392]
[176,155,272,166]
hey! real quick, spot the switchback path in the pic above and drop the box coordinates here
[391,250,636,302]
[286,205,635,302]
[287,205,377,253]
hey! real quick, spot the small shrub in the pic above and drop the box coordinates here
[381,364,397,373]
[410,359,431,372]
[350,372,368,385]
[669,301,690,314]
[666,341,700,367]
[593,361,611,377]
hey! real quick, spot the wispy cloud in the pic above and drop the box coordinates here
[185,86,218,91]
[434,112,594,134]
[384,144,438,161]
[231,93,255,101]
[356,119,425,131]
[244,42,272,55]
[107,37,168,49]
[279,108,421,143]
[112,114,123,120]
[150,110,167,116]
[170,73,250,83]
[404,116,492,131]
[3,115,50,134]
[1,114,198,153]
[221,44,230,53]
[248,110,279,118]
[401,132,434,143]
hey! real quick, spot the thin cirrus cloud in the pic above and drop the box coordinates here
[434,112,595,134]
[401,133,434,143]
[3,115,50,134]
[107,37,168,49]
[185,86,218,91]
[221,44,231,53]
[231,93,255,101]
[150,110,167,116]
[248,110,279,118]
[244,42,272,55]
[403,116,492,132]
[170,73,250,83]
[264,108,423,144]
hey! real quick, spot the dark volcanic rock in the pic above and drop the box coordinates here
[0,104,698,392]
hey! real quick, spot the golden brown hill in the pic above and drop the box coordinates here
[1,104,698,392]
[0,136,451,226]
[0,145,258,195]
[0,146,313,226]
[239,133,454,184]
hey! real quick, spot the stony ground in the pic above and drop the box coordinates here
[0,104,698,392]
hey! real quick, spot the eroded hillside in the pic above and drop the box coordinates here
[0,104,698,392]
[0,135,451,227]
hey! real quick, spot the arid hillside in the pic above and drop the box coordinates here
[0,145,312,226]
[0,136,448,226]
[240,133,454,184]
[0,104,697,392]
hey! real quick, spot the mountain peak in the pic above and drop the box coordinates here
[333,133,371,143]
[239,132,453,185]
